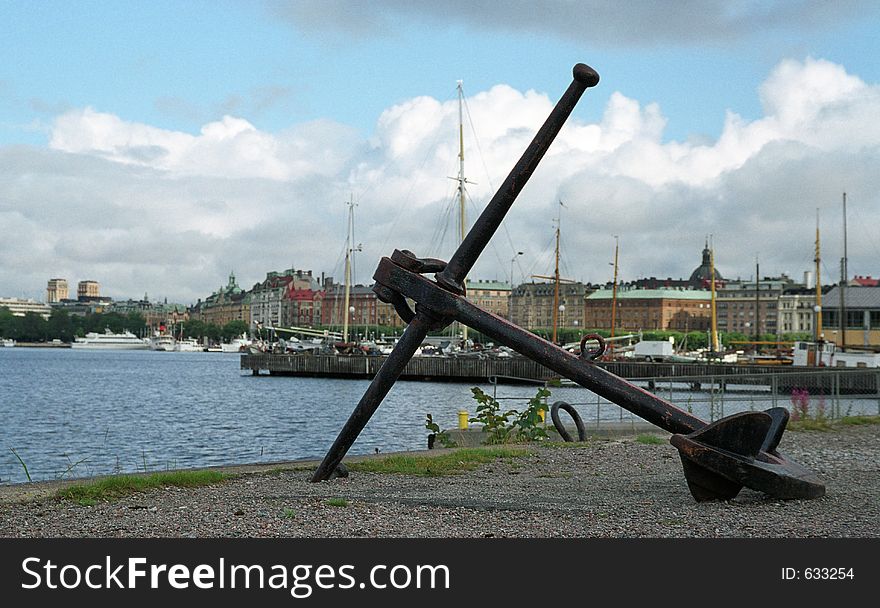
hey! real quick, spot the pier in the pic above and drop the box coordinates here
[241,353,880,396]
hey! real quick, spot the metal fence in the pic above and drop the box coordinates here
[491,369,880,430]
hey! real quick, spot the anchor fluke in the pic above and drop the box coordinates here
[671,411,825,501]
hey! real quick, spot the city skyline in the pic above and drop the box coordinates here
[2,2,880,302]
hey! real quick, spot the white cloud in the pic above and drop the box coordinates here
[2,57,879,304]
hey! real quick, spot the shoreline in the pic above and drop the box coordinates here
[1,422,878,538]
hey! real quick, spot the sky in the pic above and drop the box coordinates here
[2,0,880,304]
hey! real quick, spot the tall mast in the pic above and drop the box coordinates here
[609,235,619,356]
[457,81,469,345]
[710,240,719,354]
[815,209,822,340]
[342,194,359,344]
[838,191,847,349]
[754,255,760,347]
[551,202,562,343]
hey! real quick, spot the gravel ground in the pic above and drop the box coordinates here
[1,425,878,538]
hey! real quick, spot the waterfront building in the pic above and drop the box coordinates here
[851,275,879,287]
[716,275,797,336]
[509,282,590,330]
[777,287,821,335]
[285,286,324,327]
[821,285,880,347]
[688,241,726,289]
[46,278,69,303]
[584,288,711,332]
[77,280,101,300]
[142,301,189,331]
[465,279,512,319]
[191,272,251,328]
[321,280,405,330]
[108,296,154,317]
[0,297,53,320]
[249,268,318,330]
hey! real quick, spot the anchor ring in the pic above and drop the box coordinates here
[579,333,606,361]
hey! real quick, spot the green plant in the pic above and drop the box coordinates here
[839,415,880,426]
[10,448,31,482]
[635,434,665,445]
[348,447,528,476]
[468,387,550,444]
[425,414,457,448]
[57,470,229,503]
[282,508,296,519]
[469,387,516,444]
[512,387,551,442]
[325,498,348,508]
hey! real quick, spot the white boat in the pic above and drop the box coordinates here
[221,337,252,353]
[1,338,14,347]
[72,330,151,350]
[149,334,176,351]
[793,341,880,368]
[174,338,204,352]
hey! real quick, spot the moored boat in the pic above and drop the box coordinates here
[72,330,150,350]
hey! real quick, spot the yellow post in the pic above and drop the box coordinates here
[458,410,469,430]
[538,408,546,423]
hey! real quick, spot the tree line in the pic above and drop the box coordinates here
[0,307,249,344]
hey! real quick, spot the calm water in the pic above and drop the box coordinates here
[0,348,570,484]
[2,348,876,484]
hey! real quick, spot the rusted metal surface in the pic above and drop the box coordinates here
[310,63,825,502]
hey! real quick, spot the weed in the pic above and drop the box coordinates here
[468,386,550,444]
[636,434,665,445]
[348,447,528,476]
[10,448,31,482]
[77,498,98,507]
[425,414,457,448]
[325,498,348,508]
[282,508,296,519]
[839,415,880,426]
[56,470,229,503]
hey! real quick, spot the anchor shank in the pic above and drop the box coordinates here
[311,314,432,481]
[437,64,599,292]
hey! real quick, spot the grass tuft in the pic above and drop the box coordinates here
[325,498,348,508]
[56,470,229,503]
[635,434,666,445]
[839,415,880,426]
[347,447,528,477]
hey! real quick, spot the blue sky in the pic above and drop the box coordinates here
[2,1,880,302]
[5,1,878,145]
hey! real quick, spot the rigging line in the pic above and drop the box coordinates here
[465,191,509,279]
[427,190,457,258]
[524,230,559,280]
[375,87,459,257]
[462,89,533,265]
[849,202,880,261]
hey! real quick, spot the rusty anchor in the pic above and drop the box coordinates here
[311,63,825,502]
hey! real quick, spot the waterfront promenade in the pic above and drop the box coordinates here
[1,423,877,538]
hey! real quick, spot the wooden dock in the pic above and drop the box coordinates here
[240,353,880,394]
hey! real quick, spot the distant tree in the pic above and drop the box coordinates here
[19,312,48,342]
[221,320,249,341]
[47,309,76,342]
[0,307,18,339]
